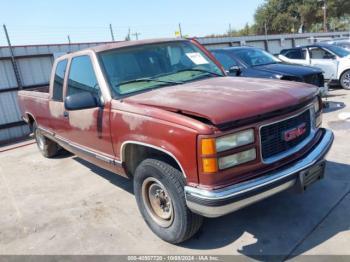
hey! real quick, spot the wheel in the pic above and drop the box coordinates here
[33,122,60,158]
[134,159,203,243]
[340,70,350,90]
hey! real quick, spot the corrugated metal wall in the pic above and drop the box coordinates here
[1,31,350,144]
[0,42,111,144]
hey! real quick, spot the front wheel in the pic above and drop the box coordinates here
[340,70,350,90]
[134,159,203,243]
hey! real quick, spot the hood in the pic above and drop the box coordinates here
[123,77,317,125]
[254,63,322,77]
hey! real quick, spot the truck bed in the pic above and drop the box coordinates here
[18,85,50,99]
[18,85,51,129]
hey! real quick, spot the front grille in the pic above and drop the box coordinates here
[260,109,311,160]
[304,73,324,87]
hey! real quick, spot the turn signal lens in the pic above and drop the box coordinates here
[202,158,218,173]
[201,138,216,155]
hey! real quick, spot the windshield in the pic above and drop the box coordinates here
[233,48,280,67]
[325,45,350,58]
[98,41,223,97]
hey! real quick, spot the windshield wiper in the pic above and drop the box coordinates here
[174,68,223,77]
[118,77,183,86]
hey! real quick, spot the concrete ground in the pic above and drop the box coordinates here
[0,88,349,260]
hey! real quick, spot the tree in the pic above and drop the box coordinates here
[253,0,350,34]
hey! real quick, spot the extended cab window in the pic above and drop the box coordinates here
[67,55,100,96]
[283,49,305,59]
[52,59,67,101]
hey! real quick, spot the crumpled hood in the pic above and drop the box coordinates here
[254,63,322,77]
[123,77,317,125]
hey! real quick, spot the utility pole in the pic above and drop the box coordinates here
[264,22,269,52]
[109,24,115,41]
[132,31,141,40]
[126,27,131,41]
[178,23,183,37]
[3,24,22,89]
[67,35,71,44]
[229,23,232,36]
[322,0,328,32]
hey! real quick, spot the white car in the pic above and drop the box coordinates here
[278,43,350,89]
[323,38,350,51]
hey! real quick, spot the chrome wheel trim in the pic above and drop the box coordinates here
[35,129,45,151]
[341,72,350,89]
[141,177,174,228]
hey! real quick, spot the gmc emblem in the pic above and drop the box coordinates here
[283,123,307,142]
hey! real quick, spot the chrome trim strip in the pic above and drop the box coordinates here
[66,141,116,165]
[120,141,187,177]
[185,129,333,217]
[38,127,117,165]
[37,128,184,174]
[259,106,316,164]
[38,126,55,136]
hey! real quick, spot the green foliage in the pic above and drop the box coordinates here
[253,0,350,34]
[205,0,350,37]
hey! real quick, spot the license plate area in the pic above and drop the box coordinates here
[297,161,326,192]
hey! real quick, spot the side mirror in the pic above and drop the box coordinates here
[228,65,241,76]
[64,92,101,111]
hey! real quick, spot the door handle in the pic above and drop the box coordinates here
[63,111,69,118]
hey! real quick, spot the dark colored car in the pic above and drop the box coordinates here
[211,47,327,95]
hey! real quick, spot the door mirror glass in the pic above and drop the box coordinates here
[64,92,100,111]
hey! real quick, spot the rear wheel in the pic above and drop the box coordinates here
[340,70,350,90]
[33,122,60,158]
[134,159,203,243]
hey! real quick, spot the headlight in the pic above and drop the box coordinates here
[274,74,283,79]
[218,148,256,170]
[216,129,254,152]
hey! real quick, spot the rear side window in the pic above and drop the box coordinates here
[67,55,100,97]
[283,49,304,59]
[52,59,67,101]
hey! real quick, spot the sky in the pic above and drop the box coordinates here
[0,0,265,46]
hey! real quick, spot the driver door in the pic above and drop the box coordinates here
[62,55,114,157]
[309,47,338,80]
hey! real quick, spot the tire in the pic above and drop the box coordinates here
[33,122,60,158]
[340,70,350,90]
[134,159,203,243]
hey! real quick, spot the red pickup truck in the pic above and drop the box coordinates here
[18,38,334,243]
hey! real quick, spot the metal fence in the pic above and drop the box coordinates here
[1,30,349,144]
[0,42,112,144]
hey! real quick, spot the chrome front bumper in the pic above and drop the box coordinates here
[185,128,334,218]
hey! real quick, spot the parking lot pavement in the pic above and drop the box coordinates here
[0,88,349,259]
